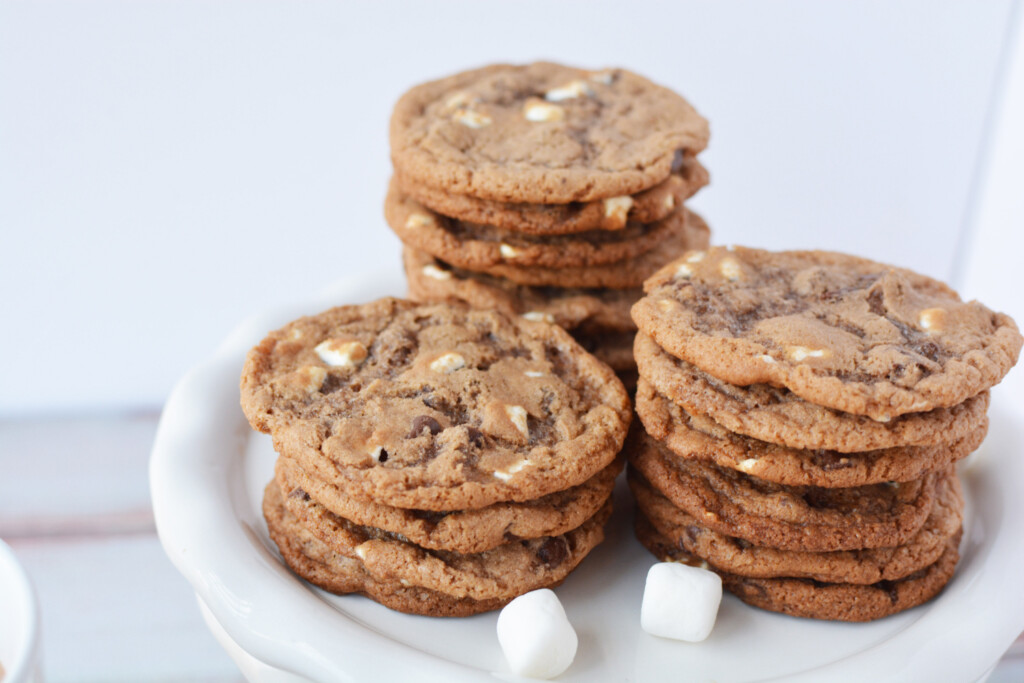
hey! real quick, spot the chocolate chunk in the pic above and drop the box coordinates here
[288,488,311,502]
[811,451,855,472]
[537,537,569,569]
[466,426,485,446]
[378,448,389,463]
[407,415,443,438]
[877,580,900,605]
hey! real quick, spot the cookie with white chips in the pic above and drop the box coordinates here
[241,298,631,511]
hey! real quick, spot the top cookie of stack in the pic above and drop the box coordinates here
[388,62,711,384]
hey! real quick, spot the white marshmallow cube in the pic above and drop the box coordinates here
[496,589,578,679]
[641,562,722,642]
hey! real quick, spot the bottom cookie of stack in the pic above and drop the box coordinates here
[627,443,964,621]
[264,457,620,617]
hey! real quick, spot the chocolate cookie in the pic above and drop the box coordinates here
[627,432,940,552]
[240,298,631,510]
[265,482,510,616]
[268,480,611,608]
[473,210,709,289]
[634,247,1022,420]
[386,179,688,269]
[276,455,620,553]
[634,378,987,487]
[404,248,639,333]
[392,155,708,235]
[635,513,961,622]
[634,332,990,452]
[632,469,963,584]
[390,62,709,204]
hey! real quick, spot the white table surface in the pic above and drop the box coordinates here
[0,412,1021,682]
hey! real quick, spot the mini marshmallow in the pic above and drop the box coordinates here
[641,562,722,642]
[497,589,577,679]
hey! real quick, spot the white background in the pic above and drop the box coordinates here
[1,0,1021,415]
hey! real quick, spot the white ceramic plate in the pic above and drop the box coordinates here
[0,540,42,683]
[150,272,1024,683]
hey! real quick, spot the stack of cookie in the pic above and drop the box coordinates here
[627,246,1022,621]
[241,298,631,616]
[386,62,711,387]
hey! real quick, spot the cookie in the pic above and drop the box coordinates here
[633,246,1022,420]
[634,513,961,622]
[631,468,963,584]
[634,332,991,452]
[390,62,709,204]
[472,209,709,289]
[240,298,631,510]
[386,179,688,269]
[391,154,708,235]
[404,247,638,333]
[634,378,987,487]
[275,455,620,553]
[627,431,940,552]
[268,480,611,607]
[265,482,511,616]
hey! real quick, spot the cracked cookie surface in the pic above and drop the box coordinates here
[390,62,709,204]
[633,247,1021,420]
[241,298,631,510]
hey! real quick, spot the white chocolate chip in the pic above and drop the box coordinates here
[657,298,677,312]
[354,543,369,560]
[500,243,521,259]
[293,365,327,392]
[444,91,475,112]
[453,107,492,129]
[524,100,565,122]
[603,196,634,224]
[525,370,545,378]
[663,194,675,210]
[686,251,706,263]
[719,256,742,281]
[422,264,452,281]
[545,79,593,102]
[494,458,530,482]
[288,327,304,341]
[429,352,466,374]
[505,405,529,439]
[737,458,758,473]
[370,445,387,463]
[786,345,831,362]
[399,579,411,587]
[873,414,892,423]
[588,69,615,85]
[675,263,694,279]
[315,339,368,369]
[759,354,776,363]
[404,213,434,229]
[919,308,947,334]
[521,311,555,323]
